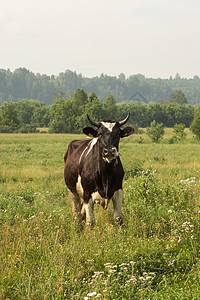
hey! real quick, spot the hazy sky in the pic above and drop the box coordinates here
[1,0,200,78]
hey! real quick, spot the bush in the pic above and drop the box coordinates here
[190,105,200,139]
[170,123,187,143]
[0,125,14,133]
[17,124,39,133]
[146,120,165,143]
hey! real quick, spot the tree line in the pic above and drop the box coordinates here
[1,68,200,105]
[0,88,196,134]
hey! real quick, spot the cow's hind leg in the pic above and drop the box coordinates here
[112,189,123,225]
[69,191,85,224]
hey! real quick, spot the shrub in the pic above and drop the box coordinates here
[146,120,165,143]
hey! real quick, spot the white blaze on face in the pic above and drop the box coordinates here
[101,122,116,132]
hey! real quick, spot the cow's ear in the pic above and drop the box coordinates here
[83,127,98,138]
[121,126,134,138]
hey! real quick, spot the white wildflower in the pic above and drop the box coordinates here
[87,292,97,297]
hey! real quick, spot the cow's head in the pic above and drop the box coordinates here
[83,113,134,163]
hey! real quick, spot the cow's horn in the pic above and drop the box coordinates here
[119,112,130,127]
[87,114,100,127]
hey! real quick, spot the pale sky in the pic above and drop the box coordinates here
[0,0,200,78]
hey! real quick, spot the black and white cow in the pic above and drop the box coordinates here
[64,113,134,226]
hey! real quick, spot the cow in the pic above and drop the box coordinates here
[64,113,134,226]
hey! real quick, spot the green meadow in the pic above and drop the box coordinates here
[0,130,200,299]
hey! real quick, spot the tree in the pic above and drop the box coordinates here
[118,73,126,81]
[146,120,165,143]
[49,99,75,133]
[31,105,50,127]
[148,103,166,124]
[85,92,104,121]
[190,105,200,139]
[104,94,117,120]
[169,90,187,104]
[72,88,88,116]
[0,102,20,132]
[52,90,64,102]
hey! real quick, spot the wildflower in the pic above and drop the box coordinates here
[87,292,97,297]
[104,263,111,266]
[168,209,172,214]
[168,259,175,266]
[119,263,129,267]
[109,269,116,273]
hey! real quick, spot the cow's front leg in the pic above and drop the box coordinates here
[112,189,123,225]
[84,198,95,226]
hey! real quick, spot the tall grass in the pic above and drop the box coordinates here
[0,132,200,299]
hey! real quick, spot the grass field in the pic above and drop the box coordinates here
[0,130,200,299]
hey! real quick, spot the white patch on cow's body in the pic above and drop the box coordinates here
[112,189,123,221]
[86,138,98,156]
[101,122,116,132]
[79,138,98,164]
[91,191,102,204]
[76,175,84,198]
[75,178,122,224]
[79,146,88,164]
[84,199,95,225]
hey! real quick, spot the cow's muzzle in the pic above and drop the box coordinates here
[103,147,118,162]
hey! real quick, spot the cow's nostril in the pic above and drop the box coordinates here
[112,148,117,156]
[103,149,108,156]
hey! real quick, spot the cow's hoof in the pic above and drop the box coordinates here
[115,216,123,225]
[86,221,95,227]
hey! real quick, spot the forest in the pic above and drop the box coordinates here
[0,68,200,105]
[0,88,196,134]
